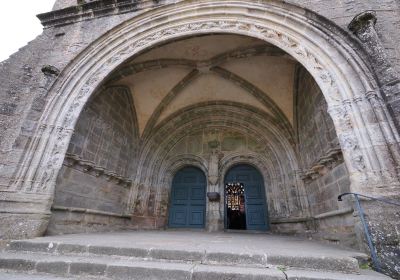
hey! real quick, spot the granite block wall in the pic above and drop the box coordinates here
[47,86,138,234]
[295,66,356,245]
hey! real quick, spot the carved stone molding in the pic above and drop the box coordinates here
[349,10,400,135]
[38,0,158,28]
[299,148,343,182]
[64,153,132,187]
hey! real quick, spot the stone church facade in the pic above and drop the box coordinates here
[0,0,399,278]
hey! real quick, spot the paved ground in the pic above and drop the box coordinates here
[20,230,366,259]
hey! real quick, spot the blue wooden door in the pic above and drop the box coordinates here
[168,167,206,228]
[225,165,269,231]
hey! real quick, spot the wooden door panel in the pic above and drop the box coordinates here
[169,167,206,228]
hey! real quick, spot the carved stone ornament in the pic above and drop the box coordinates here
[208,147,220,185]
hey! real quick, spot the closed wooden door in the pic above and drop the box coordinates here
[168,167,206,228]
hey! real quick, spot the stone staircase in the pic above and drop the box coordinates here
[0,231,393,279]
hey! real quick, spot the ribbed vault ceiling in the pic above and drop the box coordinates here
[109,34,297,137]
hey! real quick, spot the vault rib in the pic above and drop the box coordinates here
[141,69,201,139]
[107,44,288,83]
[210,66,293,140]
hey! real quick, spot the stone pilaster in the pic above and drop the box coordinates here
[349,11,400,131]
[206,146,223,232]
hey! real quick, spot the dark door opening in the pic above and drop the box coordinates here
[224,164,269,231]
[225,182,246,230]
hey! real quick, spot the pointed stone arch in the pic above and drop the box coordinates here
[7,0,400,237]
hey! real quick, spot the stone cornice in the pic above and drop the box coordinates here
[37,0,156,28]
[299,147,343,182]
[63,153,132,187]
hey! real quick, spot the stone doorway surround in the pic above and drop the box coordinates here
[1,1,399,276]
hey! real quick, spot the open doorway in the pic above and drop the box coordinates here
[225,182,246,230]
[224,164,269,231]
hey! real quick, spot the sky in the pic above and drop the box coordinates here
[0,1,55,62]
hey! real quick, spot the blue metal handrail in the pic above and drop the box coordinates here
[338,192,400,272]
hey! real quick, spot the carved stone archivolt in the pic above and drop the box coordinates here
[9,1,400,225]
[121,100,305,221]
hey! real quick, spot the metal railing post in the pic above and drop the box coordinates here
[338,192,400,272]
[353,194,381,272]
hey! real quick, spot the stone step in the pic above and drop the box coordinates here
[0,271,89,280]
[6,240,362,273]
[0,251,392,280]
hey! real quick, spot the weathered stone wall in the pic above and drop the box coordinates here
[288,0,400,74]
[0,8,141,240]
[295,66,340,171]
[48,0,400,76]
[295,66,356,246]
[361,198,400,279]
[47,86,138,234]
